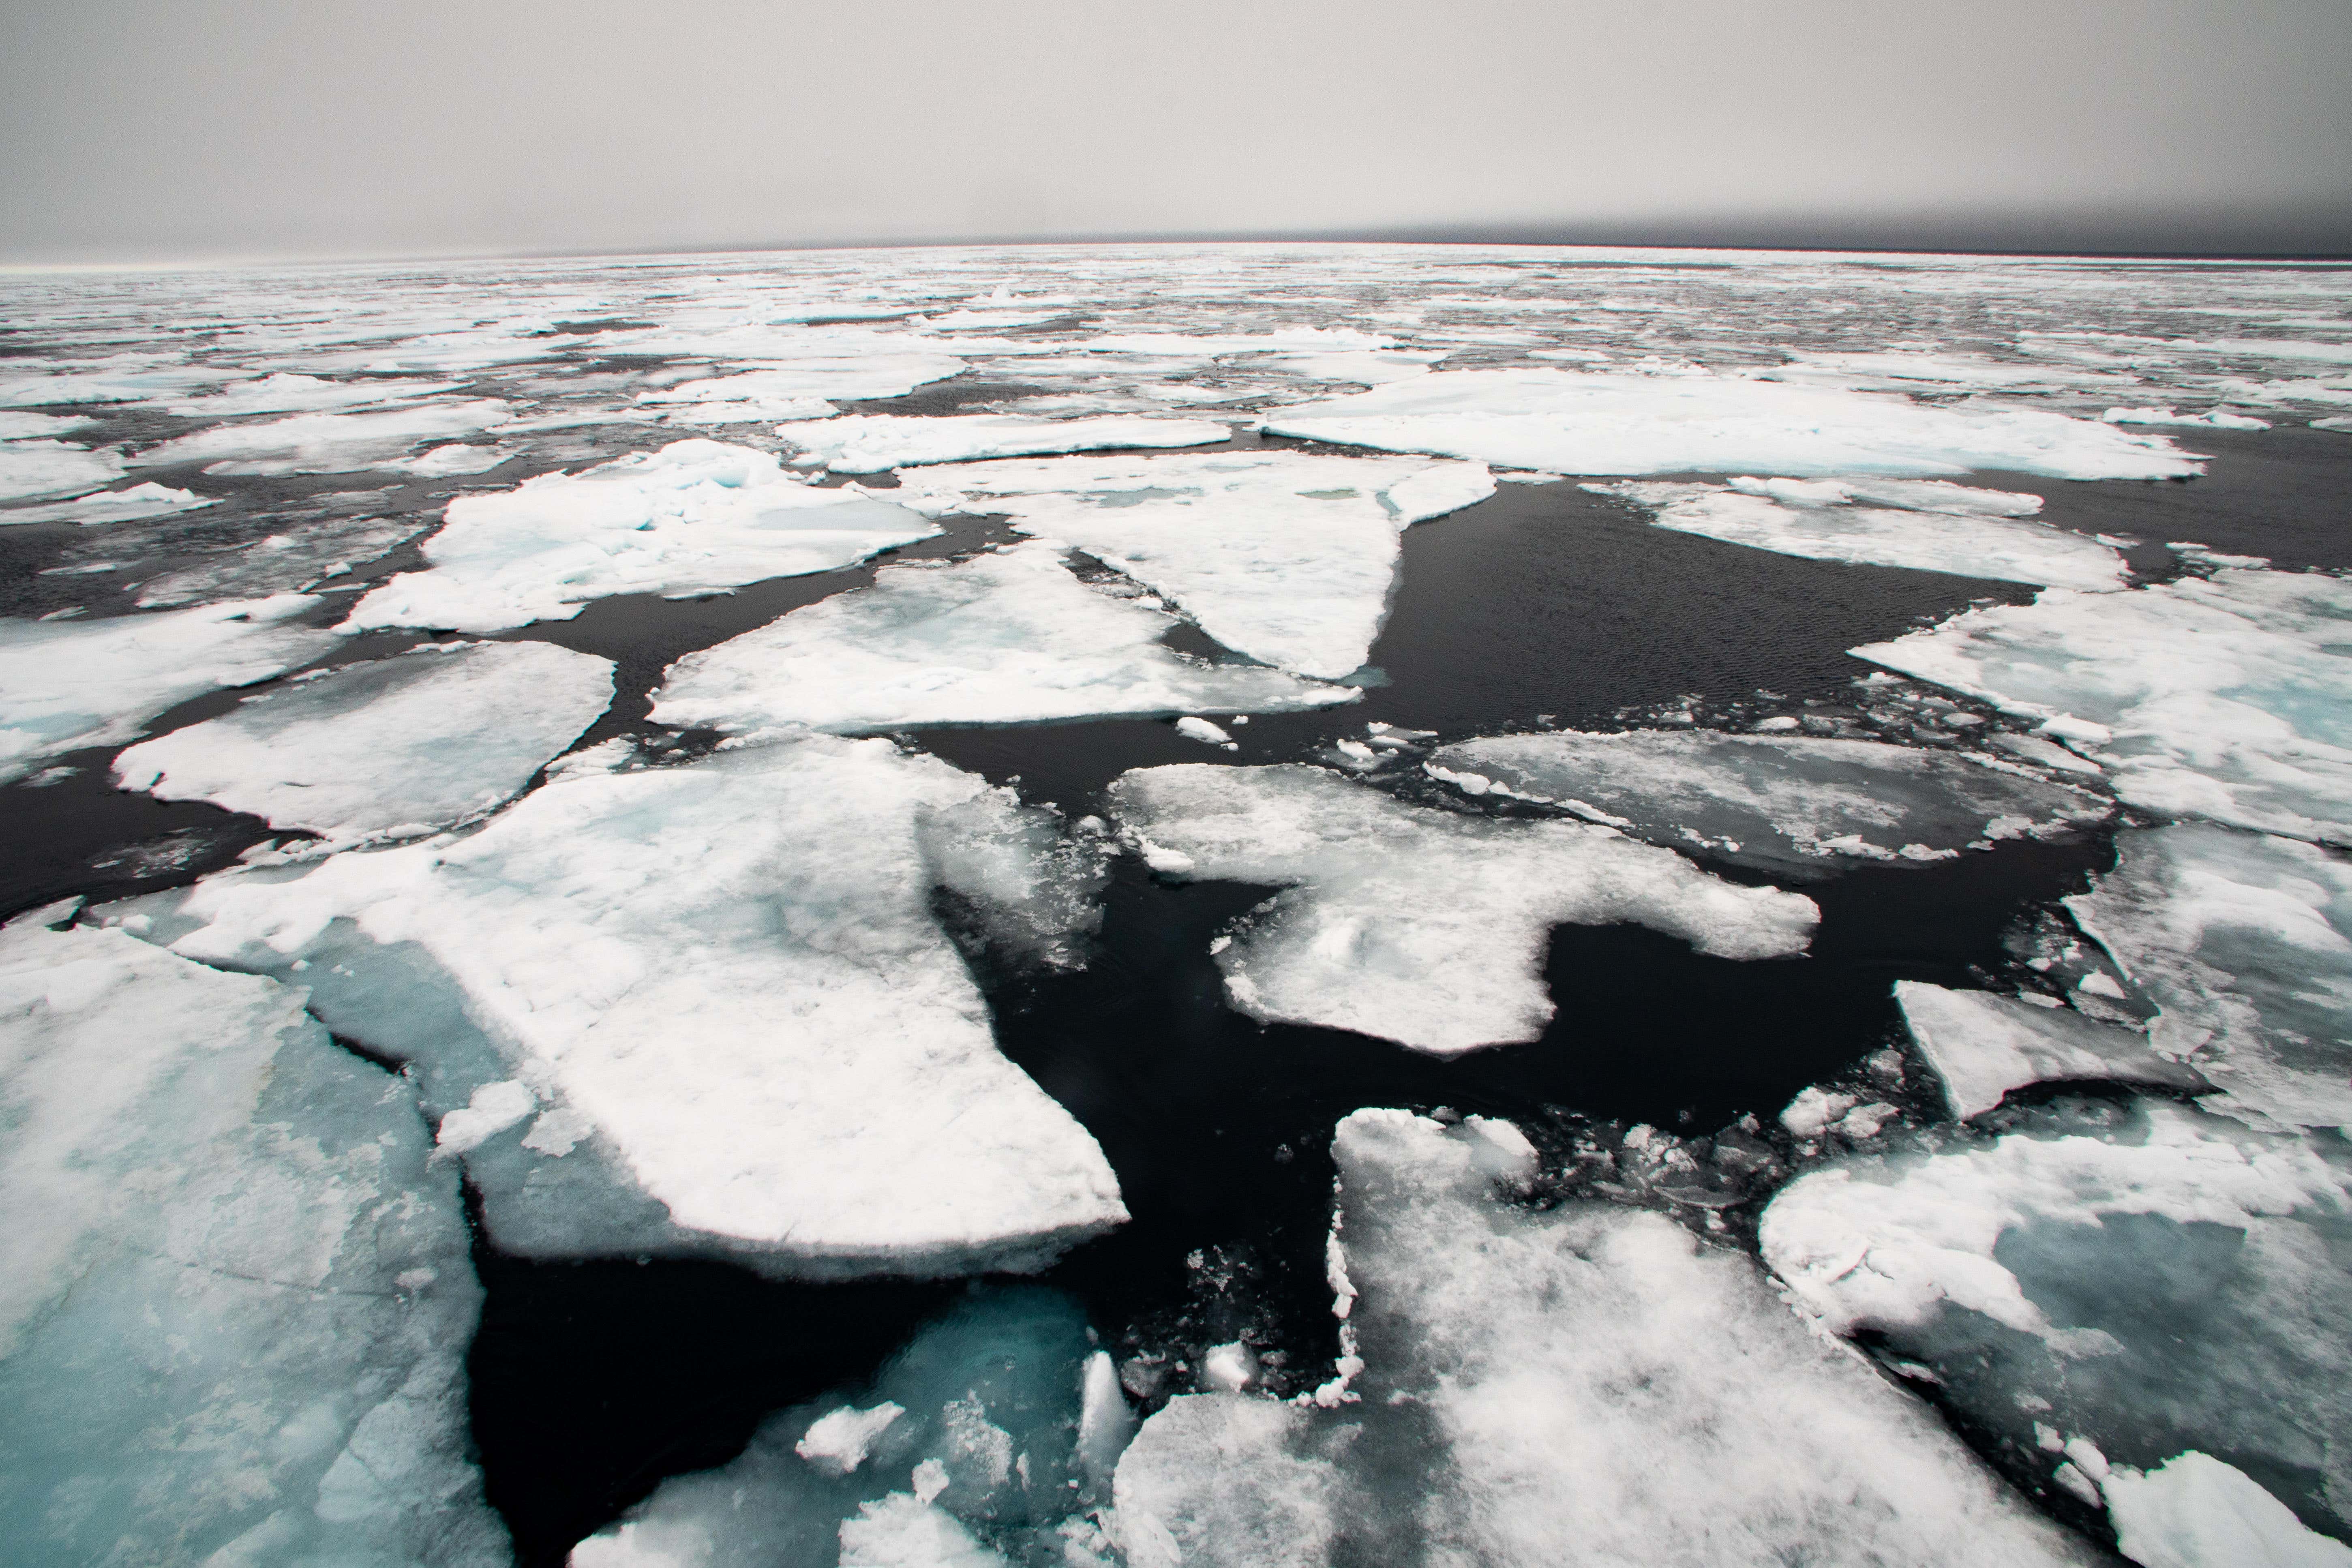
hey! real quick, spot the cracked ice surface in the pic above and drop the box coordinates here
[1589,476,2131,591]
[1261,368,2205,480]
[0,436,122,502]
[134,398,516,476]
[1433,728,2109,877]
[905,450,1495,679]
[651,540,1357,736]
[1107,764,1818,1054]
[0,595,341,785]
[343,439,941,633]
[1896,980,2208,1121]
[114,639,616,846]
[109,735,1126,1275]
[0,915,504,1566]
[1853,567,2352,846]
[1114,1110,2094,1566]
[771,413,1231,472]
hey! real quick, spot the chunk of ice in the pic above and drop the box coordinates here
[0,480,216,527]
[0,437,122,502]
[2106,1451,2352,1568]
[796,1402,906,1477]
[1896,980,2207,1120]
[635,357,967,424]
[773,413,1229,471]
[161,373,471,417]
[135,400,514,475]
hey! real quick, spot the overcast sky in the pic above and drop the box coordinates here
[4,0,2348,265]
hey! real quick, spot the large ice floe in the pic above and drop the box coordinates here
[1107,764,1818,1054]
[1260,368,2205,480]
[343,439,940,633]
[134,399,515,475]
[650,540,1356,735]
[1114,1109,2095,1566]
[1855,566,2352,846]
[0,595,341,785]
[2067,823,2352,1130]
[0,434,123,502]
[1896,980,2207,1121]
[114,640,616,846]
[633,355,970,424]
[1429,728,2109,878]
[0,912,505,1566]
[772,413,1232,472]
[103,733,1126,1275]
[0,479,218,527]
[1762,1094,2352,1557]
[902,450,1495,679]
[1589,476,2131,590]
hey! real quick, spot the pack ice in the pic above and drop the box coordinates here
[651,540,1357,736]
[343,439,941,633]
[135,399,515,475]
[1855,567,2352,846]
[1431,728,2108,878]
[0,595,341,785]
[1896,980,2206,1120]
[0,480,217,527]
[1114,1110,2095,1566]
[0,915,505,1566]
[0,424,122,503]
[1107,764,1818,1055]
[106,733,1127,1276]
[635,355,968,424]
[773,413,1231,472]
[114,640,616,846]
[1260,368,2204,480]
[1589,476,2130,590]
[1763,1095,2352,1557]
[905,450,1495,679]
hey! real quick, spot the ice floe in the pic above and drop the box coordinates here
[107,734,1125,1275]
[114,640,615,846]
[650,540,1354,736]
[1896,980,2207,1120]
[2105,1451,2352,1568]
[0,595,340,784]
[0,437,122,502]
[771,413,1231,472]
[1260,368,2204,480]
[1431,728,2108,877]
[635,356,968,424]
[344,439,940,633]
[159,372,471,417]
[137,507,426,608]
[1107,764,1818,1054]
[0,915,504,1566]
[906,450,1494,679]
[0,479,216,527]
[2104,405,2273,431]
[134,399,515,475]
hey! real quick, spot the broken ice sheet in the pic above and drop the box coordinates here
[649,540,1358,736]
[634,355,969,424]
[343,438,941,633]
[1108,763,1818,1055]
[114,640,616,847]
[1895,980,2208,1121]
[157,371,472,416]
[0,917,505,1566]
[106,733,1126,1276]
[1432,728,2109,878]
[0,437,123,502]
[771,412,1231,472]
[0,480,217,528]
[133,398,516,476]
[132,508,428,608]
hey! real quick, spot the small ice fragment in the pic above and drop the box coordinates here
[795,1401,905,1477]
[435,1080,537,1155]
[1174,716,1233,747]
[1200,1342,1257,1393]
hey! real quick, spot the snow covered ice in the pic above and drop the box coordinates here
[1896,979,2208,1120]
[771,413,1231,471]
[650,540,1358,736]
[1108,763,1819,1054]
[634,356,968,424]
[135,398,516,476]
[114,639,616,846]
[1432,727,2110,877]
[0,479,217,527]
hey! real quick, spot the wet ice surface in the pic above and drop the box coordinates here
[0,244,2348,1566]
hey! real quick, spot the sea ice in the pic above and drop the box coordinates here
[1432,728,2108,877]
[0,916,505,1566]
[650,541,1354,736]
[1107,764,1817,1054]
[635,357,968,424]
[107,734,1126,1275]
[771,413,1230,471]
[0,480,216,527]
[0,437,122,502]
[161,372,471,417]
[2105,1451,2352,1568]
[1895,980,2207,1120]
[344,439,940,633]
[905,450,1494,679]
[135,509,426,608]
[0,595,340,784]
[114,640,616,846]
[134,399,515,475]
[2104,405,2273,431]
[1260,368,2204,480]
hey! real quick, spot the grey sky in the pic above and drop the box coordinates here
[4,0,2348,264]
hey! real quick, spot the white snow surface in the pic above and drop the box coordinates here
[344,439,940,633]
[649,541,1356,736]
[0,595,341,784]
[1260,368,2204,480]
[1896,980,2207,1120]
[0,437,122,501]
[0,480,217,527]
[2106,1452,2352,1568]
[114,640,616,846]
[772,413,1230,472]
[1108,764,1817,1054]
[135,399,514,475]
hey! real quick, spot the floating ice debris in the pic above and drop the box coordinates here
[1116,1110,2093,1566]
[2104,405,2273,431]
[1260,368,2204,480]
[0,437,123,502]
[2104,1451,2352,1568]
[796,1402,907,1478]
[1763,349,2142,394]
[111,734,1125,1275]
[1432,728,2108,878]
[1854,567,2352,846]
[386,441,514,476]
[1762,1095,2352,1551]
[160,372,471,416]
[1173,716,1238,748]
[1896,981,2207,1120]
[772,413,1230,471]
[906,450,1494,679]
[344,438,940,633]
[649,542,1354,735]
[1589,477,2130,590]
[0,919,505,1566]
[2067,824,2352,1129]
[134,399,515,476]
[0,363,237,407]
[136,510,425,608]
[0,595,340,784]
[114,640,615,846]
[636,357,968,424]
[0,411,92,440]
[0,479,216,527]
[1108,764,1817,1054]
